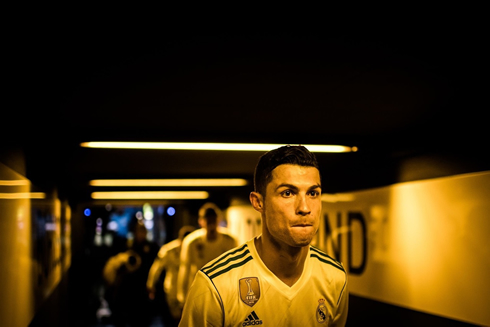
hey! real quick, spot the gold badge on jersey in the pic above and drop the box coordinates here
[316,298,328,324]
[239,277,260,307]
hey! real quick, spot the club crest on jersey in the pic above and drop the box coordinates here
[316,298,328,323]
[239,277,260,307]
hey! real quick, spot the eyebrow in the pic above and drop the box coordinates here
[275,183,322,192]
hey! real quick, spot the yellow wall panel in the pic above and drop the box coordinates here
[0,162,35,326]
[317,171,490,326]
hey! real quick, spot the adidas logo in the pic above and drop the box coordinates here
[242,311,263,326]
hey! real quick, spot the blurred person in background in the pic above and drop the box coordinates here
[103,218,160,327]
[146,225,195,327]
[176,202,238,311]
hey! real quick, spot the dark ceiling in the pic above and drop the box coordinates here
[5,12,488,205]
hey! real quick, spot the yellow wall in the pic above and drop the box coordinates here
[0,162,35,326]
[316,171,490,326]
[0,162,71,326]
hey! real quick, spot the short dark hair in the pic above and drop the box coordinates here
[253,145,320,196]
[198,202,221,221]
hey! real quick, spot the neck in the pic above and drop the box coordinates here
[255,235,308,287]
[205,230,218,241]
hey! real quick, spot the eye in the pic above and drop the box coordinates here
[308,190,320,197]
[281,189,294,197]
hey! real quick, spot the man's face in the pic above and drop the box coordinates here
[262,164,322,248]
[200,214,218,240]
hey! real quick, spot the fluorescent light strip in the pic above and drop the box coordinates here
[0,180,31,186]
[89,179,248,187]
[0,192,46,199]
[80,142,357,153]
[91,191,209,200]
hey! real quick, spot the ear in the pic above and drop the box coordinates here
[198,216,205,228]
[249,191,264,213]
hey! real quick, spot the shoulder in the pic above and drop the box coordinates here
[200,242,252,280]
[217,226,233,235]
[309,246,348,308]
[217,227,237,240]
[309,245,346,275]
[158,239,180,255]
[182,228,205,245]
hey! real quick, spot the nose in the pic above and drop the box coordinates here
[296,194,311,216]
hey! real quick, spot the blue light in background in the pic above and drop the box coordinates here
[84,208,91,217]
[166,206,176,217]
[108,207,135,237]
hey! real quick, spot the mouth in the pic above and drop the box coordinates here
[292,223,313,227]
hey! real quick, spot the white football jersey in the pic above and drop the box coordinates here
[179,236,348,326]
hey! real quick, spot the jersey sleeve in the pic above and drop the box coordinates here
[146,246,168,291]
[102,252,127,285]
[178,270,223,327]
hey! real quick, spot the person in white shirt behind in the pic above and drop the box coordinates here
[176,202,238,310]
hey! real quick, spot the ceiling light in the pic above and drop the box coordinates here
[0,180,31,186]
[90,191,209,200]
[0,192,46,199]
[89,179,248,187]
[80,142,357,153]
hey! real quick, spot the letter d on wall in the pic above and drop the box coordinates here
[348,212,367,275]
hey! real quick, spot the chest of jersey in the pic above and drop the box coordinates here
[214,265,339,326]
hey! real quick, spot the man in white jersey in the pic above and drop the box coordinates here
[179,145,348,326]
[176,202,238,310]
